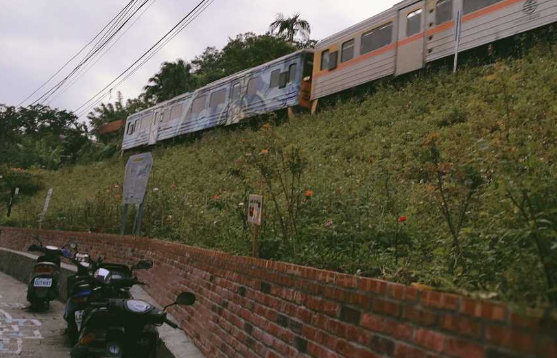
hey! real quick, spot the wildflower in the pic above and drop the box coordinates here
[153,188,160,192]
[211,195,220,201]
[170,183,176,189]
[325,220,334,227]
[305,190,314,199]
[260,149,269,154]
[115,194,122,200]
[398,216,407,223]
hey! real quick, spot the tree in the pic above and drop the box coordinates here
[192,33,298,88]
[0,104,89,170]
[143,60,197,103]
[269,13,311,43]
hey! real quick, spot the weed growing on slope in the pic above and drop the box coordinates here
[4,44,557,307]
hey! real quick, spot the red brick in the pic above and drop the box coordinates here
[461,298,507,321]
[441,314,481,338]
[372,298,401,318]
[394,344,427,358]
[360,278,388,294]
[485,325,537,356]
[403,306,438,327]
[421,290,460,311]
[360,314,414,341]
[443,337,484,358]
[415,328,445,352]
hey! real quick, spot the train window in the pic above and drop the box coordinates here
[361,23,393,54]
[162,110,171,123]
[247,77,259,95]
[231,83,241,100]
[141,114,153,128]
[435,0,453,25]
[288,64,297,83]
[170,104,183,121]
[341,40,354,63]
[270,70,281,88]
[126,122,134,135]
[210,89,227,108]
[463,0,503,15]
[320,50,330,71]
[406,9,423,37]
[192,96,207,114]
[279,72,288,88]
[328,51,338,70]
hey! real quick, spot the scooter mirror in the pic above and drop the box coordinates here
[175,292,196,306]
[132,260,153,270]
[69,241,77,249]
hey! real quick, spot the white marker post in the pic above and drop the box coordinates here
[38,188,53,229]
[453,10,463,73]
[248,194,263,258]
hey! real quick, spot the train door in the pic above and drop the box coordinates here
[148,110,161,146]
[396,1,426,76]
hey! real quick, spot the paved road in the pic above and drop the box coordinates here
[0,271,71,357]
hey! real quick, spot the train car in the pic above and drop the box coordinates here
[122,50,314,150]
[311,0,557,100]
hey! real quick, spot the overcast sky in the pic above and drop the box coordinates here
[0,0,399,122]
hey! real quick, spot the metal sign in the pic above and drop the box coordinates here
[14,188,19,195]
[123,153,153,205]
[248,195,263,226]
[38,188,53,224]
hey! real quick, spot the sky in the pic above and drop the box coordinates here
[0,0,400,122]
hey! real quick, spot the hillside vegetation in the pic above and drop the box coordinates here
[5,44,557,307]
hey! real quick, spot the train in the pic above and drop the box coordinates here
[122,0,557,150]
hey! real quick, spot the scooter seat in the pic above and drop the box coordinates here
[34,262,59,268]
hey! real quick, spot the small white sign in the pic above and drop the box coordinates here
[14,187,19,195]
[248,195,263,226]
[38,188,54,222]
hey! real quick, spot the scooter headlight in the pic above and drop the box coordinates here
[125,300,153,313]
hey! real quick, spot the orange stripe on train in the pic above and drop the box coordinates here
[315,0,524,80]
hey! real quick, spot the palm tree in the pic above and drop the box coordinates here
[143,59,197,103]
[269,13,311,42]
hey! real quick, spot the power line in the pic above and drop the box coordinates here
[32,0,152,106]
[77,0,216,118]
[46,0,159,106]
[17,0,137,107]
[74,0,216,116]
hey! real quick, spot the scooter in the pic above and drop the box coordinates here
[70,268,195,358]
[26,237,72,310]
[65,254,154,345]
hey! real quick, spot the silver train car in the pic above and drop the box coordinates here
[312,0,557,99]
[122,50,314,150]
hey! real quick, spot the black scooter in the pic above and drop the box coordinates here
[65,254,154,345]
[71,269,195,358]
[27,237,72,310]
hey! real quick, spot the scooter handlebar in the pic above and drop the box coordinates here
[164,317,179,329]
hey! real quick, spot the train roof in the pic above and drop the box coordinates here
[316,0,421,48]
[127,49,312,121]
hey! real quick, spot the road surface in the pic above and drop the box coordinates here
[0,271,71,357]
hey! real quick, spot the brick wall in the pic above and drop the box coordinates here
[0,227,555,358]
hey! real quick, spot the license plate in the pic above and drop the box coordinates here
[75,310,84,330]
[33,278,53,287]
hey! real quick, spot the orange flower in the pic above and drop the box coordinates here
[211,195,220,201]
[260,149,269,154]
[305,190,314,198]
